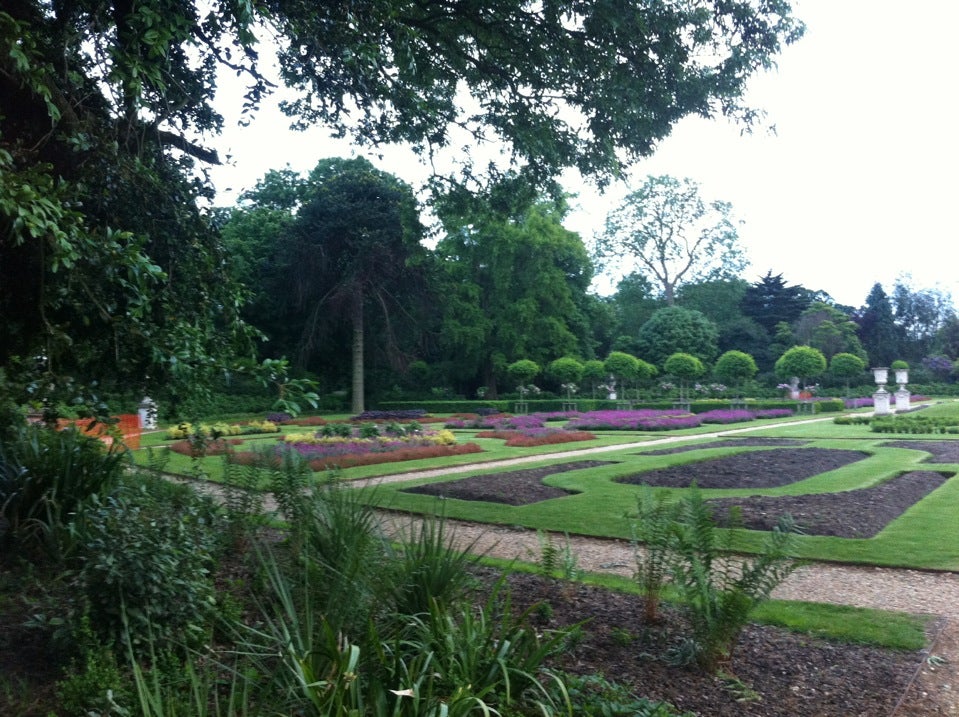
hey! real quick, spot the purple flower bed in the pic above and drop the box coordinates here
[564,407,796,431]
[698,409,756,424]
[353,409,428,421]
[750,409,795,419]
[565,410,703,431]
[844,398,874,409]
[445,414,547,430]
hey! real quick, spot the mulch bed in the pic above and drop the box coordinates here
[615,448,870,489]
[881,440,959,463]
[640,437,810,455]
[401,460,616,505]
[479,568,941,717]
[706,470,949,537]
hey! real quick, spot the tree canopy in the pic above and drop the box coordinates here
[636,306,719,368]
[1,0,805,410]
[595,176,747,305]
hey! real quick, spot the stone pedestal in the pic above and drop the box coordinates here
[895,387,911,412]
[872,387,892,416]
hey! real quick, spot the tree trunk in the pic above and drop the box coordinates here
[351,290,365,414]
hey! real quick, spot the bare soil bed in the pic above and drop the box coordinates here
[881,439,959,462]
[477,567,943,717]
[615,447,871,489]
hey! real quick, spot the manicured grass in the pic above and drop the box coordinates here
[136,405,959,570]
[364,427,959,570]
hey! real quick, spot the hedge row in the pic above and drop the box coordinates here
[375,398,846,415]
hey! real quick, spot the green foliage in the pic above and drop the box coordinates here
[663,353,705,381]
[667,489,798,671]
[548,356,585,387]
[637,306,720,367]
[507,359,541,387]
[713,350,758,388]
[604,351,640,382]
[870,415,959,434]
[244,358,319,418]
[556,673,695,716]
[75,476,222,654]
[55,616,130,716]
[794,302,866,361]
[536,530,581,580]
[0,425,127,561]
[774,346,827,385]
[631,487,677,623]
[383,517,480,619]
[891,360,909,370]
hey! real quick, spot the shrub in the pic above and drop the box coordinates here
[0,424,127,561]
[74,477,222,653]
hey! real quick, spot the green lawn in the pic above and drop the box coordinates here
[135,404,959,571]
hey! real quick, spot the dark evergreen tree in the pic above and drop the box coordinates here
[741,271,813,338]
[856,283,899,367]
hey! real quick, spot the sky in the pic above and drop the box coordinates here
[206,0,959,309]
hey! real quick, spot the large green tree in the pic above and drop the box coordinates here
[892,278,956,363]
[741,271,814,338]
[794,302,866,362]
[636,306,719,369]
[434,191,594,395]
[595,176,747,305]
[283,158,427,413]
[0,0,803,409]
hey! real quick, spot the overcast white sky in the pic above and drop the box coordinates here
[207,0,959,309]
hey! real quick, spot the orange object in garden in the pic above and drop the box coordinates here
[56,414,141,450]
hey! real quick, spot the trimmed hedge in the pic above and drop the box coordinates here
[374,398,845,415]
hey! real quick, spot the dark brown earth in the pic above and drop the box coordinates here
[480,567,943,717]
[616,447,871,489]
[402,460,616,504]
[882,439,959,462]
[707,470,949,537]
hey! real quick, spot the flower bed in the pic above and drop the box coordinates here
[169,438,244,457]
[564,410,702,431]
[564,408,794,431]
[230,442,483,470]
[474,429,597,447]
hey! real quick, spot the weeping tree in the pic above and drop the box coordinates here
[286,159,427,414]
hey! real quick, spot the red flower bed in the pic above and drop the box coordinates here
[228,442,483,470]
[475,430,597,447]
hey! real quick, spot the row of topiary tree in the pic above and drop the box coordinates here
[502,346,875,401]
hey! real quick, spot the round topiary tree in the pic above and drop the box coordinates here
[664,352,706,402]
[636,305,719,367]
[774,346,827,392]
[506,359,540,391]
[713,350,758,397]
[581,359,607,398]
[829,352,866,396]
[547,357,585,399]
[604,351,640,398]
